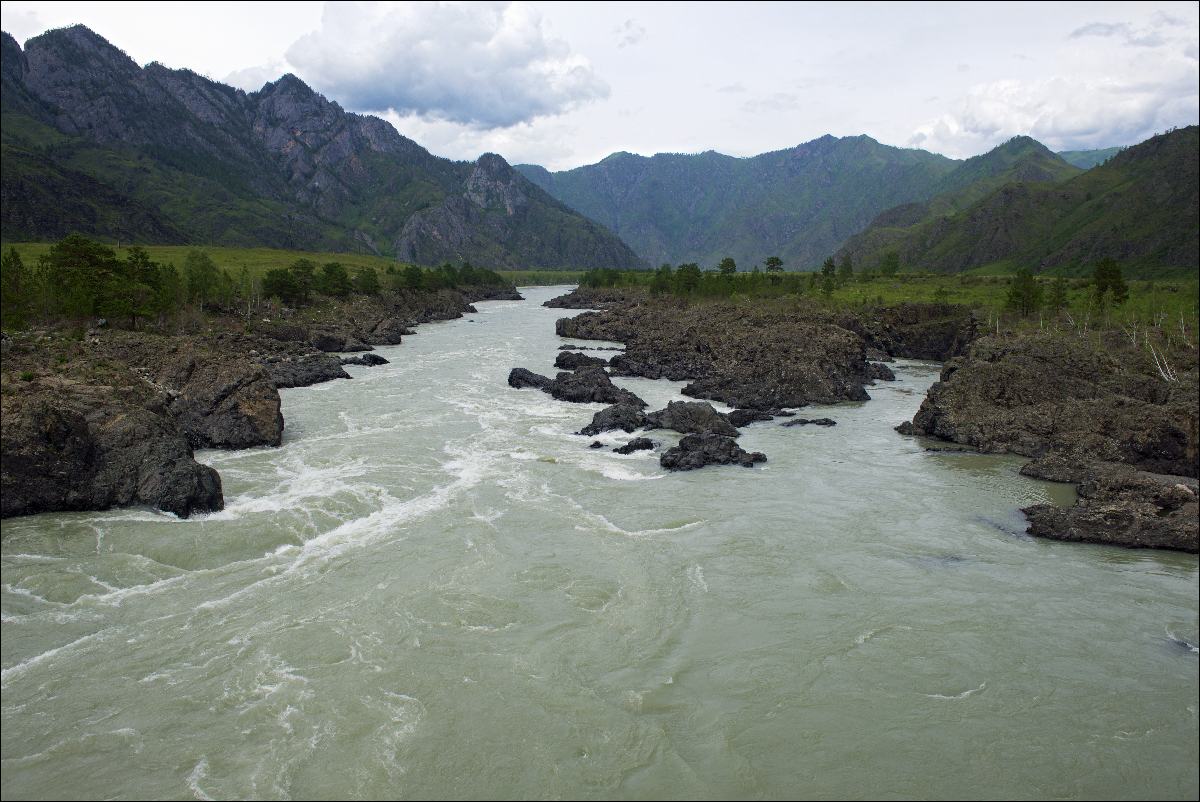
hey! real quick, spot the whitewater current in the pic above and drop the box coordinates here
[2,286,1197,800]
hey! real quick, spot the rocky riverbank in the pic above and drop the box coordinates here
[897,332,1198,552]
[545,286,1198,552]
[1,284,522,520]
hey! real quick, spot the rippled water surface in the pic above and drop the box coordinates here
[3,287,1197,800]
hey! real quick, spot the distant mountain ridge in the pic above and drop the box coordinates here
[0,25,646,271]
[517,135,1084,271]
[838,126,1198,278]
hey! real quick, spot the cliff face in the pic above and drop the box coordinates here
[0,26,645,270]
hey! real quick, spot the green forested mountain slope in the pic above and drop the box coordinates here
[0,26,645,270]
[840,126,1198,278]
[1056,146,1126,169]
[838,137,1082,264]
[519,136,960,271]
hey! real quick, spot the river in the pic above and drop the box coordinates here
[2,286,1197,800]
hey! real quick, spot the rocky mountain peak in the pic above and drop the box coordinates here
[465,153,528,214]
[2,24,648,271]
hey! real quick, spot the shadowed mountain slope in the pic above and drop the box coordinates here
[1,26,645,270]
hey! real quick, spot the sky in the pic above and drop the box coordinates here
[3,1,1197,171]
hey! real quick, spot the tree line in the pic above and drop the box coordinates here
[1005,258,1129,317]
[0,235,511,331]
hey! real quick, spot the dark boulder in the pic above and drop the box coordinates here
[341,353,390,366]
[660,432,767,471]
[727,409,775,427]
[868,363,896,382]
[554,351,609,370]
[614,437,655,454]
[167,358,284,449]
[549,368,646,407]
[267,352,352,388]
[781,418,837,427]
[365,317,412,345]
[508,367,552,390]
[1,393,222,519]
[645,401,739,437]
[579,403,649,436]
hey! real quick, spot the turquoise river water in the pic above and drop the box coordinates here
[2,286,1197,799]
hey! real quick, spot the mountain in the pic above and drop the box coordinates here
[838,136,1081,263]
[1056,146,1127,169]
[838,126,1198,278]
[518,137,961,271]
[0,25,645,271]
[517,134,1089,272]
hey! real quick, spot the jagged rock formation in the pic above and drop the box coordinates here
[1,26,646,271]
[552,290,974,410]
[645,401,740,437]
[1021,458,1198,553]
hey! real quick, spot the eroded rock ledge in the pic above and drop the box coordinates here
[2,285,517,520]
[896,332,1199,552]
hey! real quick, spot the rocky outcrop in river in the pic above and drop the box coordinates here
[553,291,973,411]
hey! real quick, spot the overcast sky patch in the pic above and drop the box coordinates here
[1,1,1196,169]
[284,1,609,128]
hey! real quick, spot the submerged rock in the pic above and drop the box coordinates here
[780,418,837,427]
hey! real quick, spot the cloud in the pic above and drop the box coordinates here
[284,1,609,128]
[613,19,646,48]
[907,15,1198,157]
[380,109,581,169]
[717,82,747,94]
[0,8,43,42]
[224,60,288,93]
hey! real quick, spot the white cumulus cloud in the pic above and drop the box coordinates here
[907,14,1198,157]
[283,0,609,128]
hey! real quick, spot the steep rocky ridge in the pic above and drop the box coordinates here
[1,26,645,271]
